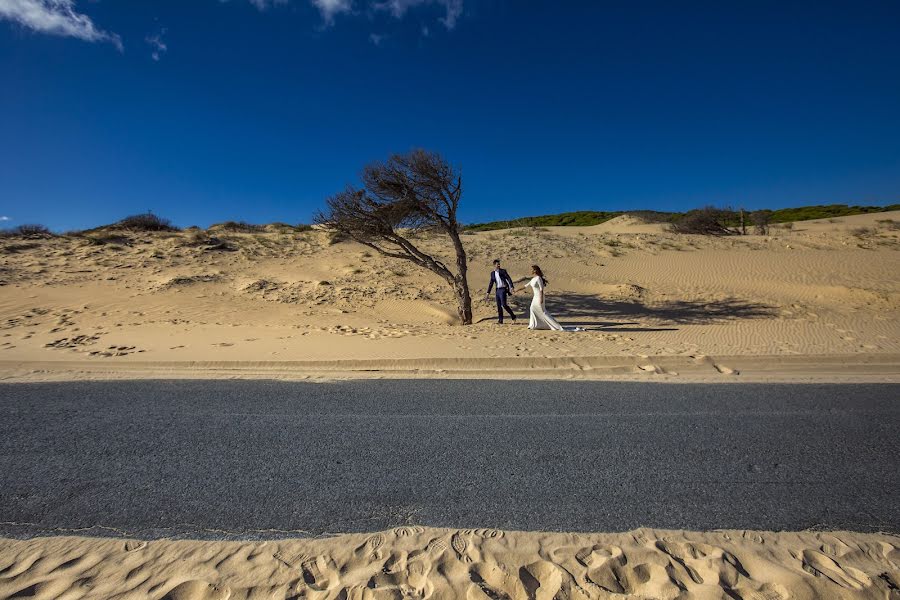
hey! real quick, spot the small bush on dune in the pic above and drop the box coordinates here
[217,221,266,233]
[670,207,740,236]
[751,210,772,235]
[116,213,179,232]
[0,224,53,238]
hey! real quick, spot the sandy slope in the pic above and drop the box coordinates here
[0,528,897,599]
[1,212,899,380]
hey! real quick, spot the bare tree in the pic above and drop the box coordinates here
[314,149,473,324]
[670,206,741,236]
[750,210,772,235]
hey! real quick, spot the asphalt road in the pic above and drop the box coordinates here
[1,380,897,539]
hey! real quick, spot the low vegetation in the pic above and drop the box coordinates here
[215,221,267,233]
[467,203,898,233]
[4,204,897,242]
[766,204,899,223]
[466,211,623,231]
[115,212,179,232]
[0,224,52,238]
[670,207,742,236]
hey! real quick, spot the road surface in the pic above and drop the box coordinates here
[1,380,897,539]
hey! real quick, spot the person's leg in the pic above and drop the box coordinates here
[501,291,516,320]
[495,289,505,323]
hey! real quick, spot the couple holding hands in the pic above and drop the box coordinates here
[485,259,580,332]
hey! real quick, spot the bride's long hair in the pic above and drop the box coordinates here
[532,265,548,287]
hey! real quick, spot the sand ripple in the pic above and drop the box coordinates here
[1,528,898,599]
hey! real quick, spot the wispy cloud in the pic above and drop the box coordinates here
[375,0,462,29]
[145,28,167,61]
[248,0,288,10]
[368,31,385,45]
[0,0,122,50]
[0,216,10,222]
[247,0,464,30]
[309,0,352,23]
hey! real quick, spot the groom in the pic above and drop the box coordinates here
[486,259,517,324]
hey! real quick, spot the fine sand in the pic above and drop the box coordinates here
[0,528,898,599]
[1,211,899,381]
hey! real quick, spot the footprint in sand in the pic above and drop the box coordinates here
[452,531,473,563]
[355,533,385,561]
[472,528,504,539]
[300,555,338,591]
[467,561,526,600]
[123,540,148,552]
[656,541,748,589]
[576,545,629,593]
[519,560,563,600]
[381,550,408,575]
[272,550,304,569]
[409,536,448,563]
[801,549,872,590]
[163,580,231,600]
[406,559,433,597]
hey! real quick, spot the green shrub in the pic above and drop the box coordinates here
[116,213,179,232]
[467,211,624,231]
[218,221,266,233]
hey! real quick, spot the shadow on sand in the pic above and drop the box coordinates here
[495,293,777,327]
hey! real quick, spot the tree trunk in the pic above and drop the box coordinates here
[448,228,472,325]
[453,275,473,325]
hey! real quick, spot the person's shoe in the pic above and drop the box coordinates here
[511,314,517,322]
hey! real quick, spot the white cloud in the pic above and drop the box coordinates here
[242,0,463,30]
[145,28,167,61]
[248,0,288,10]
[375,0,462,29]
[0,0,122,50]
[0,216,10,222]
[310,0,351,23]
[368,31,385,45]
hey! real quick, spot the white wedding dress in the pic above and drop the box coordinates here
[527,276,565,330]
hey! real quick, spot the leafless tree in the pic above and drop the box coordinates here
[314,149,473,324]
[670,206,740,236]
[751,210,772,235]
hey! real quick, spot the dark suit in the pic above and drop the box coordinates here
[487,268,516,323]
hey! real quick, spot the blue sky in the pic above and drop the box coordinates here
[1,0,899,230]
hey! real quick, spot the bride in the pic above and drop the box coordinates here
[525,265,582,331]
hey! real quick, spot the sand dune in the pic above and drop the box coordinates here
[1,211,898,380]
[0,528,897,599]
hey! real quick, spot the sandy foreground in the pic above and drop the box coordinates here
[0,528,898,599]
[1,211,899,382]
